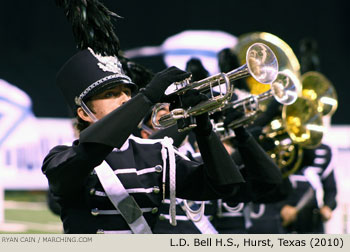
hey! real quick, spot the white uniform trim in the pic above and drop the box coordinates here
[91,166,161,176]
[114,167,161,175]
[315,149,328,155]
[303,167,324,208]
[93,208,153,215]
[129,135,179,226]
[320,147,334,180]
[217,212,243,217]
[217,199,244,218]
[289,175,309,182]
[94,188,156,196]
[321,161,334,180]
[314,157,327,165]
[289,175,308,188]
[97,230,132,234]
[160,199,216,233]
[222,202,245,213]
[304,166,323,174]
[159,214,192,221]
[126,188,157,194]
[250,204,266,219]
[162,199,211,205]
[94,161,152,234]
[109,135,194,227]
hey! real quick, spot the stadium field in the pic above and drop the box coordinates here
[0,191,62,234]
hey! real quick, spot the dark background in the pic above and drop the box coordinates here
[0,0,348,123]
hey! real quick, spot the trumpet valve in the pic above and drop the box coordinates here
[173,76,192,93]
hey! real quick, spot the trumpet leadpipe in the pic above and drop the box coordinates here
[154,43,279,130]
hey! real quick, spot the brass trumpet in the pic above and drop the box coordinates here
[234,32,301,95]
[224,70,300,129]
[152,43,279,130]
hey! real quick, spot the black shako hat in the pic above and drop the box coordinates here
[56,47,137,112]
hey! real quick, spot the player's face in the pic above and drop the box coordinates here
[89,84,132,120]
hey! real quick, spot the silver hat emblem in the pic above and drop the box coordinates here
[88,47,123,74]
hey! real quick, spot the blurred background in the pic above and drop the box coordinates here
[0,0,348,123]
[0,0,349,233]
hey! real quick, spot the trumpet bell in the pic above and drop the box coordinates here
[301,71,338,117]
[282,97,324,148]
[223,70,299,129]
[271,70,300,105]
[244,43,279,84]
[234,32,300,95]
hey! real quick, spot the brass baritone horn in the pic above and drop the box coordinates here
[152,43,279,130]
[260,96,324,177]
[301,71,338,117]
[225,70,300,129]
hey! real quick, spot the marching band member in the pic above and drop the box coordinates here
[211,49,291,234]
[280,143,337,234]
[150,57,285,234]
[279,38,338,234]
[43,0,247,234]
[41,48,246,234]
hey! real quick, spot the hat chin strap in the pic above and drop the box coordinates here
[81,100,98,123]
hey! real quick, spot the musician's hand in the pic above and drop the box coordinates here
[280,205,298,226]
[141,66,191,104]
[168,89,208,111]
[320,205,332,221]
[223,108,245,128]
[164,89,211,134]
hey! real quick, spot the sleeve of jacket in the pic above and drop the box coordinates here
[171,114,246,200]
[172,155,242,200]
[79,93,153,148]
[228,127,283,203]
[195,130,245,186]
[42,93,153,198]
[233,127,283,185]
[165,112,245,200]
[322,169,337,210]
[319,144,337,210]
[214,126,284,204]
[42,142,113,199]
[222,177,293,206]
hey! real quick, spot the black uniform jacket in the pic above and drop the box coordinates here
[153,128,285,234]
[42,93,245,234]
[282,144,337,233]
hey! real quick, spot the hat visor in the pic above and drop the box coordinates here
[83,77,138,101]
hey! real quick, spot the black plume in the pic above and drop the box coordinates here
[185,58,209,82]
[218,48,240,73]
[218,48,249,91]
[55,0,121,56]
[119,57,155,89]
[299,37,321,74]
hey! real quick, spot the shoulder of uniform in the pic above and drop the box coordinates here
[129,135,167,145]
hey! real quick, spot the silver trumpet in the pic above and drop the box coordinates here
[224,70,300,129]
[152,43,279,131]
